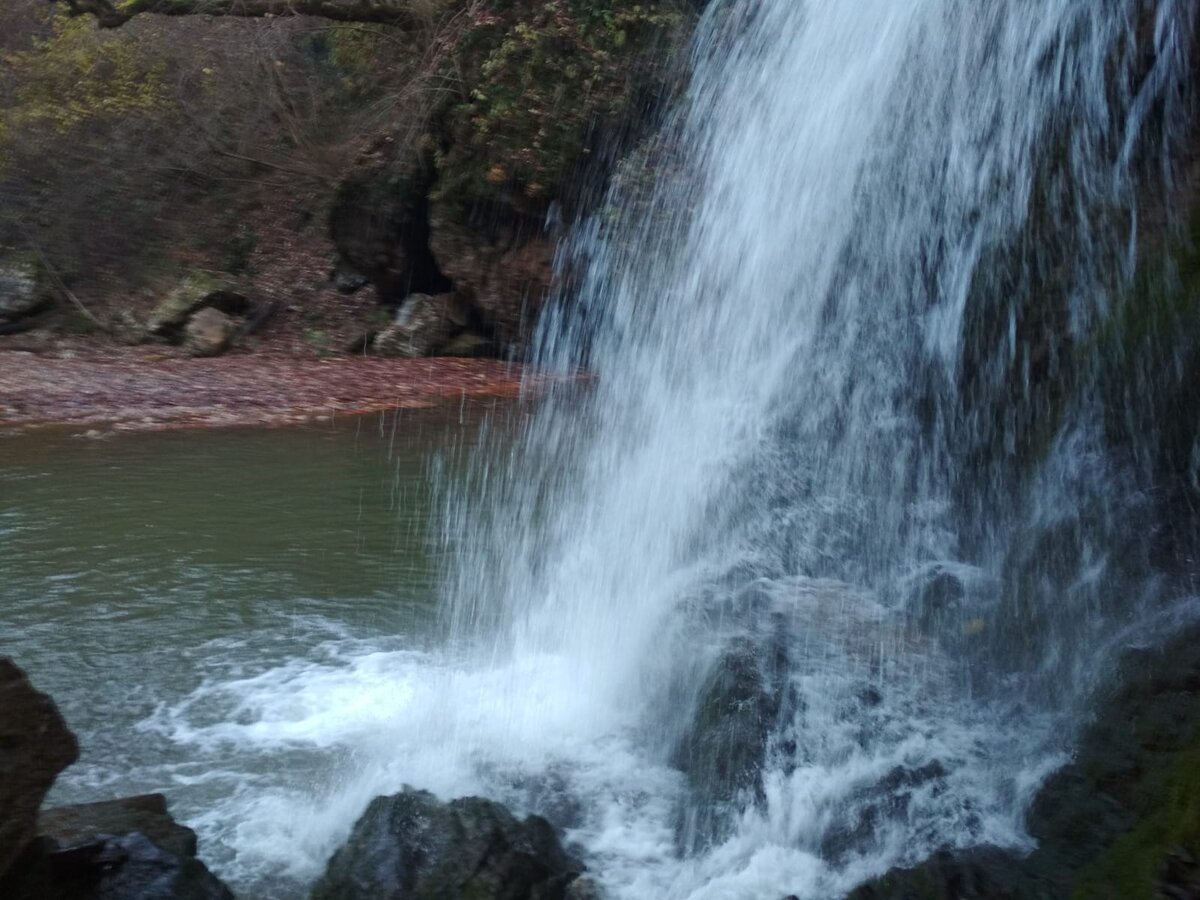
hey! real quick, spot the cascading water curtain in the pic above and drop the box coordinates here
[439,1,1197,896]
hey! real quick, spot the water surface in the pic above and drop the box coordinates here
[1,409,494,896]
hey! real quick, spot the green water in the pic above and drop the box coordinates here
[0,407,496,893]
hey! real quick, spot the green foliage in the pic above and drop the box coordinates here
[0,12,170,161]
[303,326,331,355]
[1069,732,1200,899]
[434,0,689,217]
[306,25,412,104]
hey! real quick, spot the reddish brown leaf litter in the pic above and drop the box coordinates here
[0,350,564,433]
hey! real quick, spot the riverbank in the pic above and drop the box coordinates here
[0,345,554,433]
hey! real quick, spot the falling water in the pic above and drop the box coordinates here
[132,1,1198,897]
[436,0,1197,895]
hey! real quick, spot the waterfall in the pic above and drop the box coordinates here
[434,0,1197,896]
[132,1,1198,895]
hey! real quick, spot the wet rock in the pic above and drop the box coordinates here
[845,847,1024,900]
[310,788,584,900]
[0,658,79,879]
[820,761,949,865]
[373,292,488,358]
[0,253,53,323]
[2,830,234,900]
[845,622,1200,899]
[145,273,246,338]
[673,629,795,850]
[38,794,198,859]
[1158,847,1200,900]
[183,308,236,358]
[564,875,604,899]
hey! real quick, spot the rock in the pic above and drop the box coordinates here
[373,293,455,357]
[0,658,79,880]
[39,794,197,858]
[565,875,605,899]
[439,330,495,358]
[329,158,451,304]
[372,292,487,358]
[845,847,1024,900]
[310,788,584,900]
[2,794,233,900]
[1,831,235,900]
[182,308,236,357]
[672,630,795,850]
[330,260,370,295]
[844,623,1200,899]
[0,253,53,323]
[428,213,556,357]
[145,273,246,338]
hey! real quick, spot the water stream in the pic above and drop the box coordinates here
[4,2,1199,898]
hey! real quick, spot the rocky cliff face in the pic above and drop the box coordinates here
[327,0,695,357]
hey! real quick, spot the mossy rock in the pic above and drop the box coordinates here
[844,625,1200,900]
[0,251,53,323]
[144,272,245,337]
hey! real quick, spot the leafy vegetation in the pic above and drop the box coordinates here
[434,0,688,219]
[0,0,692,329]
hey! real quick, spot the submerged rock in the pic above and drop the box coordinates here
[0,658,79,880]
[310,788,584,900]
[183,307,237,358]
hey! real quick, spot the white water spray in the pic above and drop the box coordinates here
[150,2,1196,897]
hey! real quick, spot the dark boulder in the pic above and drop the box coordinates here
[0,659,234,900]
[0,658,79,879]
[310,788,583,900]
[329,152,451,305]
[1,793,233,900]
[38,794,199,859]
[329,260,370,295]
[841,622,1200,899]
[845,847,1024,900]
[1,831,234,900]
[673,625,796,851]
